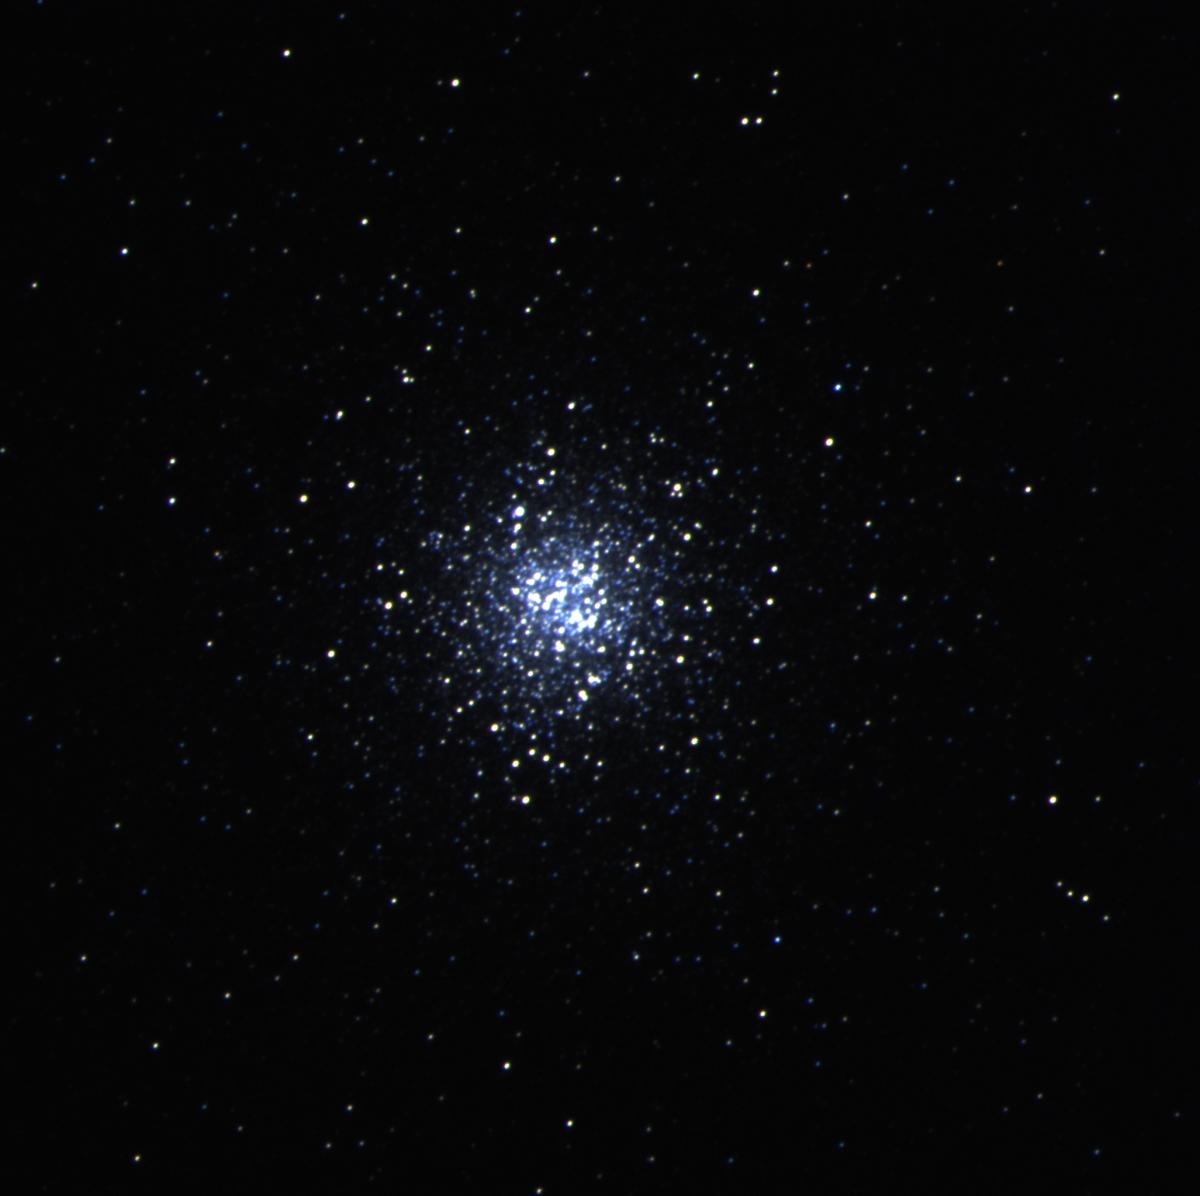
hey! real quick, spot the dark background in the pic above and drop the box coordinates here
[8,3,1193,1191]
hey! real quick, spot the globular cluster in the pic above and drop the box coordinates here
[11,2,1190,1188]
[365,415,783,805]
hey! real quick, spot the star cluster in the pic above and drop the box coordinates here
[10,4,1189,1191]
[364,413,782,807]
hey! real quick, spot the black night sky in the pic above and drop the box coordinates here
[10,4,1193,1191]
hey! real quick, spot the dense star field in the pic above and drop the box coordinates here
[9,4,1192,1192]
[367,408,783,798]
